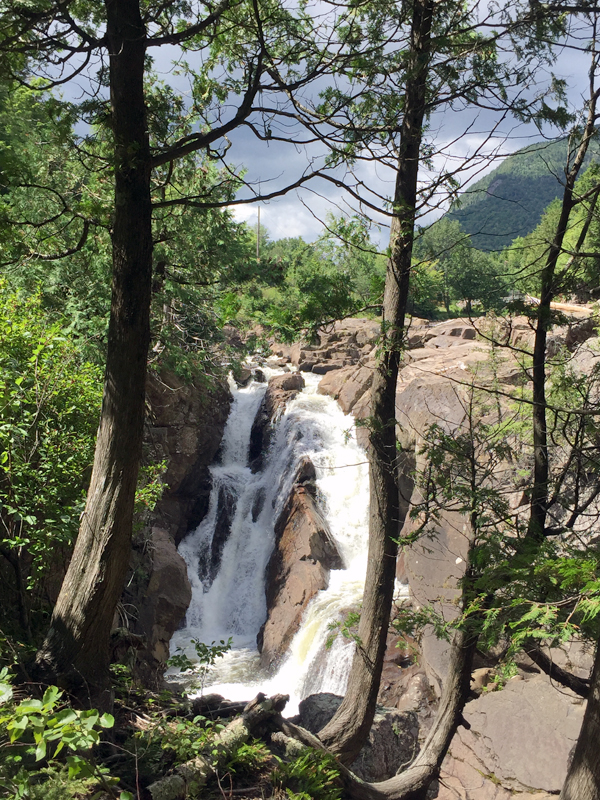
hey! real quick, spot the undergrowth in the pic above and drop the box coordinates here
[0,663,345,800]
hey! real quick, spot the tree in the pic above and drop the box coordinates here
[415,218,508,313]
[0,0,334,702]
[0,286,102,640]
[308,0,570,778]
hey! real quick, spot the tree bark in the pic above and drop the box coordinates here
[281,625,478,800]
[560,640,600,800]
[527,63,600,541]
[318,0,434,764]
[36,0,152,705]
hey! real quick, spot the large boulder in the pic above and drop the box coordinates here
[438,675,585,799]
[258,459,342,670]
[133,527,192,684]
[318,363,375,414]
[297,693,419,782]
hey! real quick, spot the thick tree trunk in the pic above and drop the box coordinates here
[36,0,152,705]
[560,640,600,800]
[281,624,478,800]
[318,0,434,764]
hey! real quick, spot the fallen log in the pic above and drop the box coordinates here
[147,693,288,800]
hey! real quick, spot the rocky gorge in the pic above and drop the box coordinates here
[129,313,599,799]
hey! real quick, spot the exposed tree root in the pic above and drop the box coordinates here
[278,627,478,800]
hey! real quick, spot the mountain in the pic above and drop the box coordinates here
[446,138,600,252]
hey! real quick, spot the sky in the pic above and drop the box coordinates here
[205,19,596,247]
[63,6,596,248]
[223,38,593,247]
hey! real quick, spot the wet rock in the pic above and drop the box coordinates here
[249,372,305,471]
[202,483,238,585]
[297,693,419,782]
[134,527,192,683]
[235,367,252,386]
[258,461,342,671]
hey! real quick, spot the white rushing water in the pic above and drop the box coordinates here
[170,370,372,714]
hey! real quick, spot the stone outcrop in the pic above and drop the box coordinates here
[132,527,192,684]
[124,370,232,683]
[438,674,585,800]
[300,316,596,798]
[258,457,343,671]
[297,693,419,782]
[144,369,233,544]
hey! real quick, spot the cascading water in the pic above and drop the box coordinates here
[170,369,372,714]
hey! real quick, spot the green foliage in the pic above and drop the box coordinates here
[133,460,167,535]
[447,138,600,252]
[326,611,361,648]
[148,714,219,764]
[414,219,509,314]
[228,215,385,340]
[271,750,342,800]
[504,160,600,298]
[167,637,233,695]
[0,80,260,375]
[392,604,452,644]
[0,669,116,798]
[0,285,102,633]
[224,739,271,776]
[408,258,445,318]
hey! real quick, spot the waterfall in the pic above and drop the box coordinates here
[170,370,373,714]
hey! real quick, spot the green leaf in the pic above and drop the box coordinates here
[0,682,13,704]
[42,685,61,708]
[50,708,77,726]
[35,739,47,761]
[99,712,114,728]
[17,699,43,713]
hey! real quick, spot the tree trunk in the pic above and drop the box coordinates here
[527,73,600,541]
[281,623,478,800]
[36,0,152,705]
[318,0,434,763]
[560,640,600,800]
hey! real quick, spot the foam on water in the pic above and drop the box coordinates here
[170,371,377,714]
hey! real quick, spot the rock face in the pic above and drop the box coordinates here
[132,527,193,684]
[304,316,595,798]
[258,458,343,670]
[438,675,585,799]
[125,369,232,683]
[144,369,233,544]
[298,693,419,782]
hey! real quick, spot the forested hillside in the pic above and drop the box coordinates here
[447,138,600,251]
